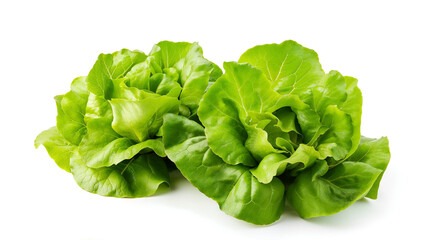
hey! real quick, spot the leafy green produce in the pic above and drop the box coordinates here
[35,41,221,198]
[163,40,390,224]
[36,40,390,225]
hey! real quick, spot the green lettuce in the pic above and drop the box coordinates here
[35,41,220,198]
[36,40,390,224]
[163,41,390,224]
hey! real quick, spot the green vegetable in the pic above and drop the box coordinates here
[163,40,390,224]
[35,127,76,172]
[35,41,220,198]
[36,40,390,225]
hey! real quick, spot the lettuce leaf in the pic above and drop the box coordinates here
[163,114,284,225]
[346,136,390,199]
[70,151,169,198]
[35,127,76,172]
[286,160,381,218]
[238,40,324,96]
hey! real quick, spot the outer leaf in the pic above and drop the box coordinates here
[56,77,89,145]
[347,136,390,199]
[251,144,319,184]
[79,117,165,168]
[34,127,76,172]
[163,114,285,225]
[287,160,381,218]
[221,171,285,225]
[86,49,147,99]
[70,152,169,198]
[110,97,180,142]
[340,76,363,158]
[238,40,324,96]
[198,62,281,166]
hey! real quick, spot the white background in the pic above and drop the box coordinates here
[1,0,428,239]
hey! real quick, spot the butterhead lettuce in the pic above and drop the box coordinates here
[35,41,221,197]
[36,40,390,225]
[163,40,390,224]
